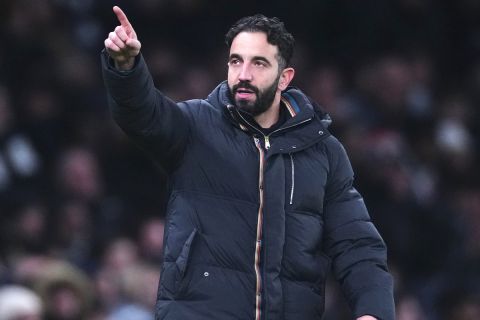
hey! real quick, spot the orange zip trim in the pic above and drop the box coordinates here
[253,137,265,320]
[281,96,297,117]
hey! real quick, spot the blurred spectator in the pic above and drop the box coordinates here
[105,263,159,320]
[34,260,93,320]
[93,238,142,315]
[93,267,122,314]
[396,295,427,320]
[138,218,165,266]
[50,200,94,269]
[101,238,139,273]
[0,86,41,199]
[8,254,52,287]
[107,304,153,320]
[5,201,49,256]
[0,285,43,320]
[54,146,131,252]
[56,147,103,203]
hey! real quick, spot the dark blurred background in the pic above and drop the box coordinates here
[0,0,479,319]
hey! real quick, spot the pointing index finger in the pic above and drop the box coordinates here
[113,6,131,29]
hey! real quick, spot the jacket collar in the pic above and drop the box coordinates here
[210,81,318,131]
[208,81,332,154]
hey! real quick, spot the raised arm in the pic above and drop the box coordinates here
[102,7,189,172]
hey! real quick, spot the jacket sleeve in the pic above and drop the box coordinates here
[101,50,189,172]
[322,137,395,320]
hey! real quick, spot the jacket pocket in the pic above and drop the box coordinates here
[175,228,197,282]
[159,228,198,299]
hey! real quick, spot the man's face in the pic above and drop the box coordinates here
[227,32,282,116]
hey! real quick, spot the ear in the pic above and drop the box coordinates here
[278,67,295,91]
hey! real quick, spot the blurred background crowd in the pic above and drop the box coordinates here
[0,0,479,319]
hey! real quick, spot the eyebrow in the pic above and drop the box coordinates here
[228,53,243,61]
[252,56,272,66]
[228,54,272,66]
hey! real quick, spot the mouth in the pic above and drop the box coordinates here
[235,87,256,100]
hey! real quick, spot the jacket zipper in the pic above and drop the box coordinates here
[231,104,312,150]
[264,136,270,149]
[232,106,313,318]
[289,153,295,205]
[253,137,265,320]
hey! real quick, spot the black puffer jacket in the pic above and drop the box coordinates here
[102,52,395,320]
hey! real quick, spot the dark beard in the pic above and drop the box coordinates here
[228,77,280,117]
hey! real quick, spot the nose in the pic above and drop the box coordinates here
[238,64,253,82]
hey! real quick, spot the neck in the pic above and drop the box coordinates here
[254,94,281,128]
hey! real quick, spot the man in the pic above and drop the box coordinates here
[102,6,395,320]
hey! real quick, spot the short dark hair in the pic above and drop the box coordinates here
[225,14,295,70]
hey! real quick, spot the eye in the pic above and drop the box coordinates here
[254,60,267,68]
[229,58,241,65]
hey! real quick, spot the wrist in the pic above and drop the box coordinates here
[114,58,135,71]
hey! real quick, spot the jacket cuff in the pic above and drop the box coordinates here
[101,49,141,73]
[352,287,395,320]
[101,50,152,102]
